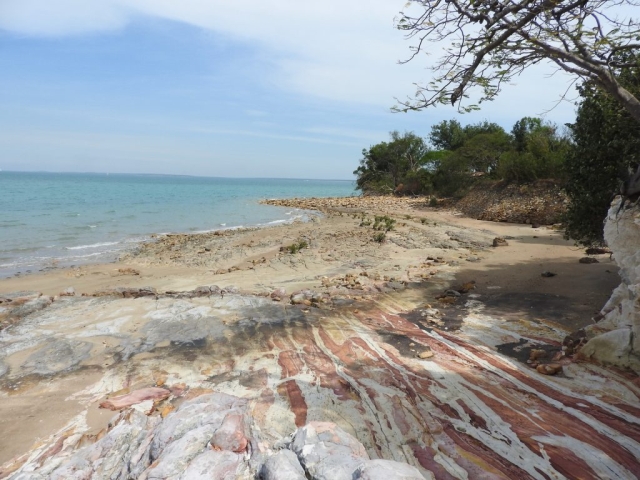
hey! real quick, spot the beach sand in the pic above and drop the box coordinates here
[1,198,635,479]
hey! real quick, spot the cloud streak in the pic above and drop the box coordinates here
[0,0,579,117]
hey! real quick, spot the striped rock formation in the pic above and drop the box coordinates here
[0,284,639,479]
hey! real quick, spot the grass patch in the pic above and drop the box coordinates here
[282,239,309,254]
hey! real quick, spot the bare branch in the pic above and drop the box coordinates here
[396,0,640,122]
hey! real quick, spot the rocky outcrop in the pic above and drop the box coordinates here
[2,289,639,478]
[581,198,640,369]
[7,391,428,480]
[454,180,568,225]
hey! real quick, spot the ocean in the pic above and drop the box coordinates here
[0,172,355,278]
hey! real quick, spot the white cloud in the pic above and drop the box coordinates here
[0,0,128,36]
[0,0,586,122]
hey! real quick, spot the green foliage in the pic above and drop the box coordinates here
[357,117,569,199]
[429,120,466,151]
[564,62,640,246]
[373,232,387,243]
[284,239,309,254]
[372,215,396,232]
[354,131,432,195]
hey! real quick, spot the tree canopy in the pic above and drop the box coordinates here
[396,0,640,123]
[353,131,431,195]
[354,118,568,197]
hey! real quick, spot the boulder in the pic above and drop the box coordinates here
[354,459,429,480]
[492,237,508,247]
[579,257,599,264]
[210,412,248,453]
[180,450,245,480]
[261,450,306,480]
[291,422,369,480]
[581,198,640,370]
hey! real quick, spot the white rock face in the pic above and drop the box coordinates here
[582,199,640,370]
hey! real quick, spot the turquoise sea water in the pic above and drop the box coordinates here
[0,172,355,277]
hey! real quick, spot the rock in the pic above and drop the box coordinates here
[291,422,369,480]
[466,256,480,262]
[443,289,461,298]
[271,288,287,301]
[387,281,405,291]
[541,271,557,277]
[192,286,213,297]
[180,450,245,480]
[60,287,76,297]
[210,412,248,453]
[536,364,562,375]
[99,387,171,411]
[532,223,540,228]
[22,338,93,376]
[354,459,429,480]
[9,295,52,318]
[417,350,434,359]
[117,267,140,275]
[579,328,636,367]
[579,257,599,264]
[492,237,508,247]
[123,286,156,298]
[290,293,307,305]
[261,450,306,480]
[529,349,546,361]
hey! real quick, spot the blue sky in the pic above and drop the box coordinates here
[0,0,580,179]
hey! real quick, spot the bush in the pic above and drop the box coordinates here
[373,232,386,243]
[283,239,308,254]
[373,215,396,232]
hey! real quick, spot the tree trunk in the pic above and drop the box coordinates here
[579,197,640,370]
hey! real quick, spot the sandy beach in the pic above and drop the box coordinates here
[1,197,636,479]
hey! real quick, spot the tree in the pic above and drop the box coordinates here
[396,1,640,124]
[429,120,466,150]
[455,130,512,174]
[354,131,431,195]
[564,65,640,245]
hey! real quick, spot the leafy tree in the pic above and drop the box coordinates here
[354,131,431,195]
[564,64,640,246]
[395,1,640,124]
[455,130,512,174]
[512,117,545,152]
[429,120,466,151]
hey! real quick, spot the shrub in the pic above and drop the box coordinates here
[284,239,308,254]
[373,232,386,243]
[372,215,396,231]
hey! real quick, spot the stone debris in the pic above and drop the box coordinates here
[492,237,509,247]
[417,350,434,359]
[453,180,567,225]
[536,363,563,376]
[59,287,76,297]
[579,257,599,264]
[541,271,557,277]
[116,267,140,276]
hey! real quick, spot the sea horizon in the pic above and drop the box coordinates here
[0,171,356,278]
[0,169,355,183]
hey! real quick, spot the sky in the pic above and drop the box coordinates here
[0,0,581,179]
